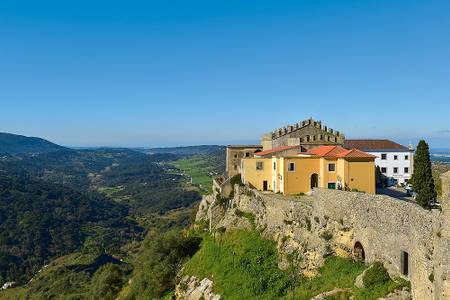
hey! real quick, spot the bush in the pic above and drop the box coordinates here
[320,231,333,241]
[235,209,256,226]
[127,230,202,299]
[363,262,390,287]
[90,263,126,300]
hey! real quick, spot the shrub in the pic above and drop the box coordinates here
[90,263,126,300]
[320,231,333,241]
[235,209,256,227]
[304,218,312,231]
[127,230,202,299]
[363,262,390,287]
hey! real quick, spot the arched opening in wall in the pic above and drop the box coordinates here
[353,242,365,261]
[310,173,319,190]
[401,251,409,276]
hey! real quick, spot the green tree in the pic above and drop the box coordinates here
[90,263,126,300]
[375,166,383,187]
[411,140,436,208]
[127,230,202,299]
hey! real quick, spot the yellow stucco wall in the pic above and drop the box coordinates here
[242,155,375,195]
[283,157,320,195]
[344,159,375,194]
[320,158,338,189]
[241,158,272,191]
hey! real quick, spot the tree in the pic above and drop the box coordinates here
[411,140,436,208]
[375,166,383,187]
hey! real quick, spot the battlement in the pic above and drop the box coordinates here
[268,118,342,140]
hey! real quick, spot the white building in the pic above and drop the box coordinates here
[345,139,414,185]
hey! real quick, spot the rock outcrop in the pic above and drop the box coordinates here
[176,276,220,300]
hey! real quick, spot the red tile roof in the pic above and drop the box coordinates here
[344,139,409,151]
[303,146,347,157]
[303,145,375,159]
[254,145,299,157]
[335,148,377,158]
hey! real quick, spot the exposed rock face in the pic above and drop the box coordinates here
[378,287,412,300]
[176,276,220,300]
[195,184,450,300]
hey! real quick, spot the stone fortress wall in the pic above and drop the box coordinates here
[261,118,345,150]
[198,171,450,299]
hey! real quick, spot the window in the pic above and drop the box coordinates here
[401,251,409,276]
[381,167,387,173]
[394,167,398,174]
[328,163,336,172]
[394,155,398,160]
[245,152,250,157]
[328,182,336,189]
[234,154,238,158]
[404,167,409,173]
[288,162,295,172]
[273,162,276,170]
[405,155,409,160]
[381,154,387,160]
[234,165,238,170]
[256,161,264,170]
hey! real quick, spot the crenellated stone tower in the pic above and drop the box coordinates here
[261,117,344,151]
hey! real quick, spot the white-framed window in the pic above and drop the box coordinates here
[381,154,387,160]
[288,162,295,172]
[394,167,398,174]
[256,161,264,170]
[381,167,387,173]
[394,155,398,160]
[404,167,409,173]
[245,152,250,157]
[405,155,409,160]
[328,163,336,172]
[273,162,276,170]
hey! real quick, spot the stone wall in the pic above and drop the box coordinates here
[312,189,446,300]
[197,184,449,299]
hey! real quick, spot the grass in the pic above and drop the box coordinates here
[183,229,409,300]
[170,155,220,193]
[183,230,291,300]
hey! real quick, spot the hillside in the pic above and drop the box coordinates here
[146,145,225,156]
[0,136,226,296]
[0,173,141,284]
[0,132,66,154]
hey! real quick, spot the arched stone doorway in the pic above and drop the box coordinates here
[310,173,319,190]
[353,241,365,261]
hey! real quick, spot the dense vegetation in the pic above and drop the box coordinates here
[123,230,202,299]
[0,136,222,297]
[0,173,140,284]
[183,229,409,300]
[411,140,437,207]
[0,132,65,154]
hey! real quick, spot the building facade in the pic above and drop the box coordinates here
[241,145,376,195]
[225,145,262,178]
[344,139,414,185]
[226,118,344,178]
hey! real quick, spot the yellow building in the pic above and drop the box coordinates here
[241,145,376,195]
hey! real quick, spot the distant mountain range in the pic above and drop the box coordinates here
[0,132,67,154]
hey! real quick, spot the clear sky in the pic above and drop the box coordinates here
[1,1,450,148]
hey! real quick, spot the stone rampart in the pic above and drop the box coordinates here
[197,184,449,299]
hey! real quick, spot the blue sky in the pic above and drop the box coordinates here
[1,1,450,148]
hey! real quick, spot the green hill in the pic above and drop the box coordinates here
[0,132,66,154]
